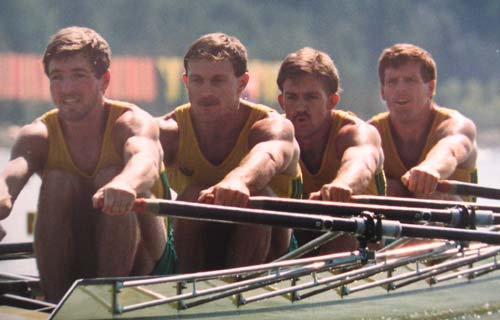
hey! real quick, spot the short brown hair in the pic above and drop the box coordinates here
[183,33,248,77]
[277,47,340,95]
[42,26,111,78]
[378,43,436,84]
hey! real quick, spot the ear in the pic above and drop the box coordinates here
[182,73,188,87]
[237,72,250,94]
[100,70,111,93]
[427,79,436,97]
[380,85,386,101]
[278,94,284,111]
[327,93,340,110]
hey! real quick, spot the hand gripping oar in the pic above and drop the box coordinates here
[437,180,500,200]
[249,196,500,227]
[132,198,500,245]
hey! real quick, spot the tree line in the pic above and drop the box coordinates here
[0,0,499,130]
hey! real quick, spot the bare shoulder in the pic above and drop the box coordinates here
[250,109,294,142]
[436,106,476,140]
[337,111,380,143]
[157,110,179,165]
[113,102,159,140]
[10,119,48,167]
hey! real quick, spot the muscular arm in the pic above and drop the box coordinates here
[402,113,477,195]
[310,119,384,202]
[92,106,163,215]
[199,113,299,207]
[0,122,47,237]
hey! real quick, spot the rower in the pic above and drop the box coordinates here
[276,47,385,254]
[0,27,174,302]
[369,43,478,201]
[157,33,302,272]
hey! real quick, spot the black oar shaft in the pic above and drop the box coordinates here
[135,199,336,232]
[352,195,500,224]
[438,180,500,200]
[251,196,455,224]
[0,242,33,255]
[134,199,500,245]
[401,224,500,244]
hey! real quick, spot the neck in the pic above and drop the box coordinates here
[390,103,436,144]
[297,115,332,172]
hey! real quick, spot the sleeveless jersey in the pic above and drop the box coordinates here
[166,102,302,198]
[370,106,477,190]
[41,100,166,198]
[301,110,386,197]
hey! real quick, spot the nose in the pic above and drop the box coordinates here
[294,98,308,111]
[57,77,76,94]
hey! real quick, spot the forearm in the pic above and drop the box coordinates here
[419,133,476,179]
[111,152,160,196]
[335,146,381,194]
[0,159,33,219]
[225,142,292,194]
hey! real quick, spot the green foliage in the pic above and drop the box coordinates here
[0,0,499,129]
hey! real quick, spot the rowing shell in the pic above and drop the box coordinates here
[40,240,500,319]
[2,196,500,319]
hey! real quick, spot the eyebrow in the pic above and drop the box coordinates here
[49,66,91,75]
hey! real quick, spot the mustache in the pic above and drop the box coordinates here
[292,111,310,121]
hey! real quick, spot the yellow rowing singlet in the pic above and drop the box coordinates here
[301,110,386,197]
[41,100,166,198]
[166,102,302,199]
[370,106,477,185]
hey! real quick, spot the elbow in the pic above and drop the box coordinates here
[0,197,13,220]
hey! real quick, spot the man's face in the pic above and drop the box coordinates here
[48,52,109,122]
[279,74,338,139]
[183,58,248,118]
[380,61,435,123]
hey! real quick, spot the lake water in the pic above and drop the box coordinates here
[1,146,500,276]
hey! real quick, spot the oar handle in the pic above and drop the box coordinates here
[437,180,500,200]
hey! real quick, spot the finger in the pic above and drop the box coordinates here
[92,189,104,208]
[407,172,419,193]
[424,174,438,194]
[309,192,321,200]
[198,191,215,204]
[320,187,330,201]
[401,172,410,187]
[415,172,428,194]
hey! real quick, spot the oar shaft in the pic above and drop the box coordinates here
[134,198,337,232]
[133,199,500,245]
[251,196,457,225]
[401,224,500,244]
[437,180,500,200]
[352,195,500,225]
[0,242,33,255]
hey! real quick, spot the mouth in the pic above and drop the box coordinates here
[198,98,220,107]
[292,112,310,123]
[62,97,80,105]
[394,99,410,106]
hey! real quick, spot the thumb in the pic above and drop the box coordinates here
[401,172,410,187]
[92,189,104,208]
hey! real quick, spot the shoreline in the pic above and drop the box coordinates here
[0,125,499,149]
